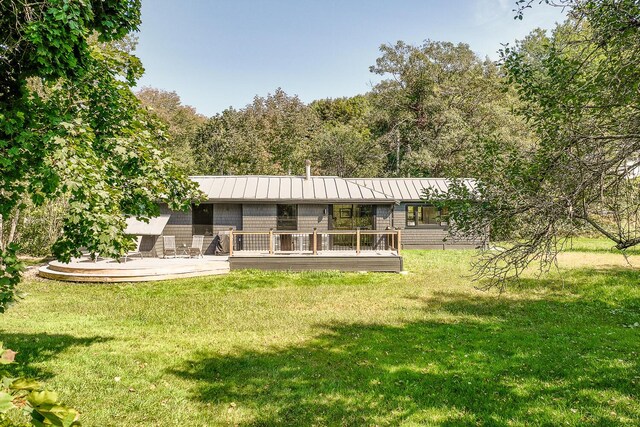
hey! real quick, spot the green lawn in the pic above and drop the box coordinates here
[2,247,640,426]
[562,236,640,255]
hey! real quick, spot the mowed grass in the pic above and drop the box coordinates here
[562,236,640,255]
[2,245,640,426]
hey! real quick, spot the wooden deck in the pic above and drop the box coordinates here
[38,256,230,283]
[230,251,403,272]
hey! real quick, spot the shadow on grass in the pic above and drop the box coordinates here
[171,268,640,426]
[0,332,108,379]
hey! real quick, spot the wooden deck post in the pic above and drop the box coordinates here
[269,228,274,255]
[356,228,361,255]
[313,228,318,255]
[396,229,402,255]
[229,227,234,257]
[391,228,395,250]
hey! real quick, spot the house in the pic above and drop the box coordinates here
[141,165,486,258]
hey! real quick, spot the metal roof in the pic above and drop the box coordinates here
[190,176,396,203]
[124,214,171,235]
[189,176,476,203]
[347,178,476,202]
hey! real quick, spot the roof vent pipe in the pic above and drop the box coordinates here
[305,160,311,180]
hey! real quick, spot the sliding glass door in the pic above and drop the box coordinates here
[330,204,376,249]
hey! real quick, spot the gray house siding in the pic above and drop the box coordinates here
[391,203,485,249]
[207,203,243,254]
[240,203,329,251]
[154,203,243,255]
[213,203,242,232]
[155,204,192,256]
[153,201,485,254]
[241,204,276,251]
[376,205,393,230]
[243,204,277,230]
[298,204,329,231]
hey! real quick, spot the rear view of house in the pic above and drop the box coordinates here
[147,169,486,257]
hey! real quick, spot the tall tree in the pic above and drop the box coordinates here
[192,88,321,175]
[311,96,385,177]
[137,87,205,172]
[370,40,525,177]
[0,1,200,311]
[438,0,640,288]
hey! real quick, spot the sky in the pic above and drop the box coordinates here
[135,0,566,117]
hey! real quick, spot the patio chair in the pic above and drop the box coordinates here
[123,235,144,263]
[188,235,204,258]
[163,235,177,258]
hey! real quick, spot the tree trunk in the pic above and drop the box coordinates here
[7,210,19,246]
[0,214,4,251]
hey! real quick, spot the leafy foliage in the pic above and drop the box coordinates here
[0,246,23,315]
[434,0,640,288]
[191,88,321,175]
[0,343,80,427]
[0,2,202,311]
[4,198,67,258]
[369,40,527,177]
[311,95,384,177]
[136,87,205,172]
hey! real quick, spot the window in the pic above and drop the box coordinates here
[406,205,448,227]
[192,204,213,235]
[277,204,298,230]
[331,204,375,230]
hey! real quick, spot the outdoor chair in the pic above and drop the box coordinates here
[79,248,103,263]
[163,235,177,258]
[123,235,144,263]
[189,235,204,258]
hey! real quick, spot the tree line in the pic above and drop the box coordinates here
[138,40,529,179]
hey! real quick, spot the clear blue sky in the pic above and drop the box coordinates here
[135,0,565,116]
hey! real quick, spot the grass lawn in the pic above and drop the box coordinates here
[2,246,640,426]
[562,237,640,255]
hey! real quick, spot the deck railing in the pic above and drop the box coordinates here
[228,228,401,256]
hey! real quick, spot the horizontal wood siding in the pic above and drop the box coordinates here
[298,204,329,231]
[155,201,488,255]
[230,255,402,272]
[209,203,243,254]
[213,203,242,232]
[393,203,486,249]
[157,204,192,256]
[243,204,277,230]
[376,204,393,230]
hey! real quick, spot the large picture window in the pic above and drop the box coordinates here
[192,204,213,235]
[406,205,448,227]
[330,204,375,230]
[277,204,298,230]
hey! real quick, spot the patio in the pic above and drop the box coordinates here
[38,255,230,283]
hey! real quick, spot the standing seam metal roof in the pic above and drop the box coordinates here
[189,176,475,202]
[348,178,475,201]
[190,176,395,202]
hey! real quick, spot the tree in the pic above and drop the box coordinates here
[190,108,261,175]
[137,87,205,172]
[311,96,385,177]
[370,40,525,177]
[437,0,640,289]
[192,88,321,175]
[314,124,384,177]
[0,1,201,312]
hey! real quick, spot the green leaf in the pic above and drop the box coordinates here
[28,390,59,407]
[10,378,42,391]
[0,391,15,413]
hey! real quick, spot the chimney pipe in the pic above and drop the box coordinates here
[305,159,311,180]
